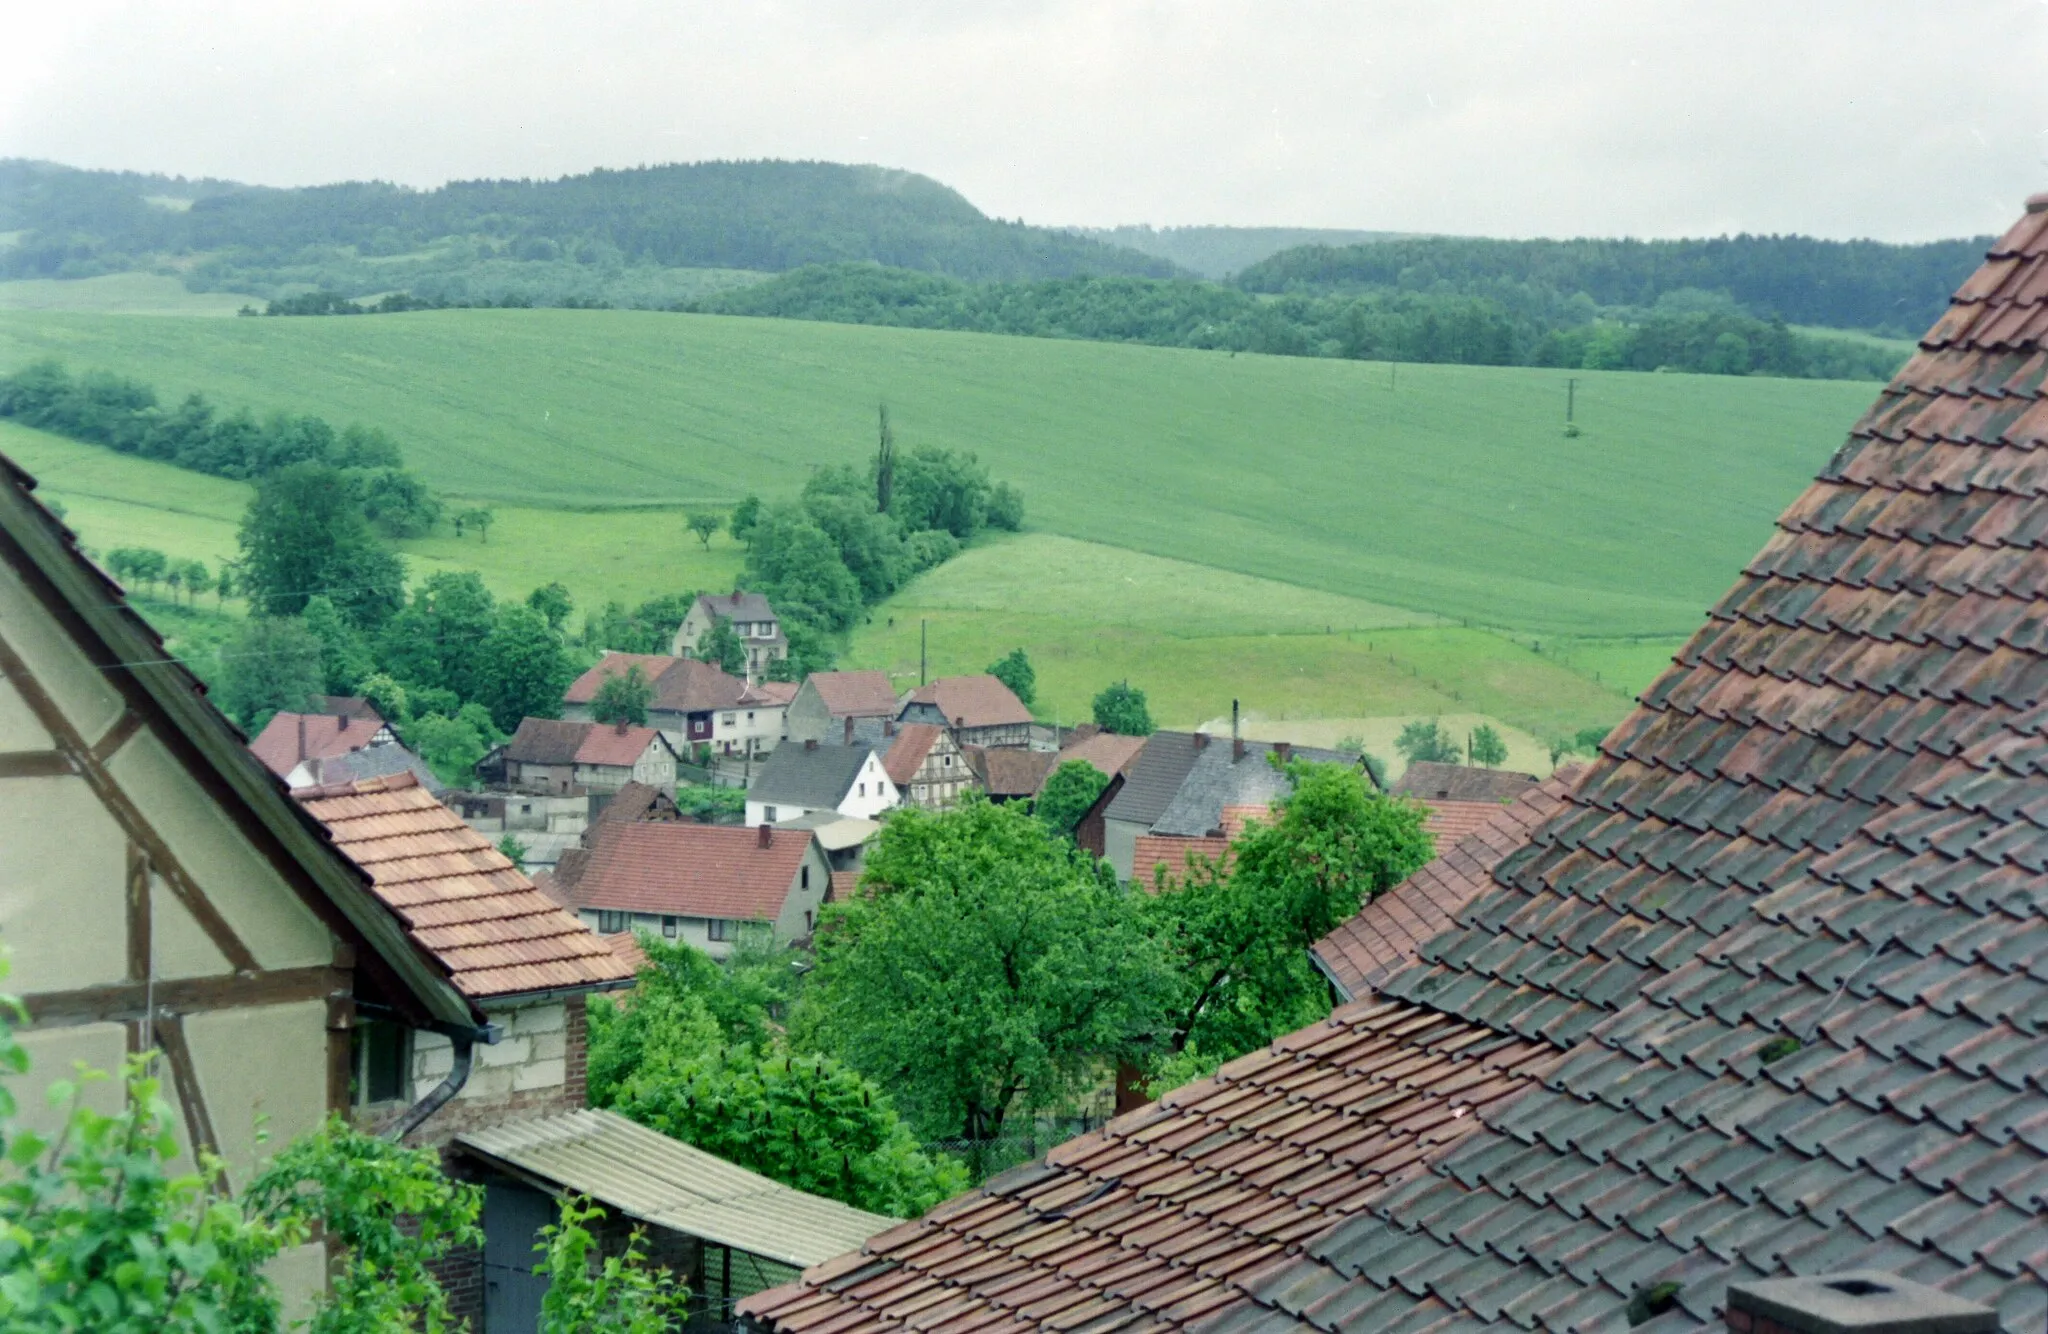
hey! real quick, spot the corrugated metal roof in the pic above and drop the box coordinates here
[457,1109,890,1269]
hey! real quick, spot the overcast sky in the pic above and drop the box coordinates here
[5,1,2045,241]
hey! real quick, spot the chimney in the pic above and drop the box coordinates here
[1275,741,1293,763]
[844,715,855,745]
[732,588,742,604]
[805,738,818,751]
[337,712,349,731]
[757,823,772,848]
[1193,731,1210,751]
[614,720,628,735]
[1723,1272,1994,1334]
[884,719,896,736]
[297,714,307,761]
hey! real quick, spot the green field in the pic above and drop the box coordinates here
[0,275,261,316]
[0,307,1876,637]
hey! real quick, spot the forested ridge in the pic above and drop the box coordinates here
[0,158,1177,284]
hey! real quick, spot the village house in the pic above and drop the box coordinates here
[744,738,900,824]
[767,808,880,873]
[670,589,788,680]
[555,821,833,955]
[485,717,679,795]
[562,651,785,758]
[248,698,398,785]
[740,197,2048,1334]
[882,721,975,809]
[896,673,1034,748]
[1047,728,1147,854]
[783,669,900,744]
[963,744,1055,803]
[1128,734,1348,885]
[1389,757,1540,843]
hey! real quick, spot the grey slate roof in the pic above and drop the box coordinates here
[1099,731,1205,827]
[1149,740,1349,836]
[301,740,445,794]
[749,742,878,810]
[695,590,777,625]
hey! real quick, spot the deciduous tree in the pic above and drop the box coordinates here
[1467,723,1508,767]
[685,510,723,551]
[1091,680,1154,736]
[214,615,325,730]
[987,647,1035,708]
[476,604,576,732]
[1394,718,1460,765]
[590,665,653,727]
[1035,759,1108,837]
[237,463,405,628]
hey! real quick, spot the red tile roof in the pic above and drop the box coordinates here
[568,821,817,921]
[1388,760,1538,802]
[564,652,746,714]
[602,931,650,975]
[1416,796,1508,843]
[295,773,632,1000]
[806,671,899,718]
[1049,730,1147,787]
[742,206,2048,1334]
[744,680,800,707]
[248,709,387,776]
[1129,806,1264,886]
[1312,766,1581,999]
[573,722,665,768]
[906,674,1033,728]
[882,722,945,788]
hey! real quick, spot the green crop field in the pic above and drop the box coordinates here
[0,275,262,317]
[0,307,1877,637]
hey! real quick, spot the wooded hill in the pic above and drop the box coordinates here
[0,158,1179,284]
[1235,233,1988,337]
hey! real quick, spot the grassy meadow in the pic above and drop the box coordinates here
[0,275,261,316]
[0,306,1876,637]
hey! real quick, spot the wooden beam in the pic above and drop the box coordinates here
[21,965,347,1030]
[126,841,151,983]
[90,709,146,764]
[0,633,259,973]
[154,1015,223,1188]
[0,750,70,778]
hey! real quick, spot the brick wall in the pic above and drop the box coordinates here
[564,1000,588,1106]
[427,1242,484,1328]
[352,999,594,1149]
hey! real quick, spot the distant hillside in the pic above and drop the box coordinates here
[0,158,1180,287]
[1237,233,1989,336]
[1072,225,1413,279]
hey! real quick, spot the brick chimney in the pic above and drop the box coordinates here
[805,738,818,751]
[297,714,307,761]
[337,712,350,731]
[1193,731,1210,751]
[757,823,772,848]
[1724,1273,1994,1334]
[614,720,628,735]
[1231,699,1245,761]
[844,715,855,745]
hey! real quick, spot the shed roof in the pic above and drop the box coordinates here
[739,205,2048,1334]
[751,742,880,809]
[903,674,1033,728]
[803,671,900,718]
[771,809,882,853]
[568,821,817,921]
[1389,759,1540,802]
[457,1109,889,1270]
[297,772,631,1000]
[1098,731,1205,827]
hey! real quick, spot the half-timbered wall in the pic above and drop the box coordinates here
[0,560,343,1302]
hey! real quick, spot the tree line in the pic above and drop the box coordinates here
[0,360,442,536]
[687,264,1909,380]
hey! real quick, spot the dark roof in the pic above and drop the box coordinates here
[739,202,2048,1334]
[298,773,632,1000]
[964,745,1056,797]
[1098,731,1206,827]
[1149,739,1348,837]
[299,740,444,794]
[902,674,1034,728]
[1312,766,1581,1000]
[751,742,882,809]
[1389,759,1540,802]
[569,821,817,920]
[695,589,777,624]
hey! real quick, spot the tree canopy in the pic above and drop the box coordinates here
[1035,760,1109,837]
[1092,680,1154,736]
[986,648,1035,708]
[236,462,406,629]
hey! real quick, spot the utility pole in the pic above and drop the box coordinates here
[1567,377,1577,423]
[920,618,927,687]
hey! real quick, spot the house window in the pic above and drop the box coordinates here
[763,805,777,822]
[708,919,733,942]
[943,755,952,768]
[351,1020,409,1105]
[747,711,756,722]
[801,866,810,890]
[597,910,628,934]
[722,713,736,726]
[662,915,679,938]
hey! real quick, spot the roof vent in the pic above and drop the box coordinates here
[1725,1271,1995,1334]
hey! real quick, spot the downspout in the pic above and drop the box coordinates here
[387,1019,502,1142]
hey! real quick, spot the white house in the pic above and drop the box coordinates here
[744,739,899,825]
